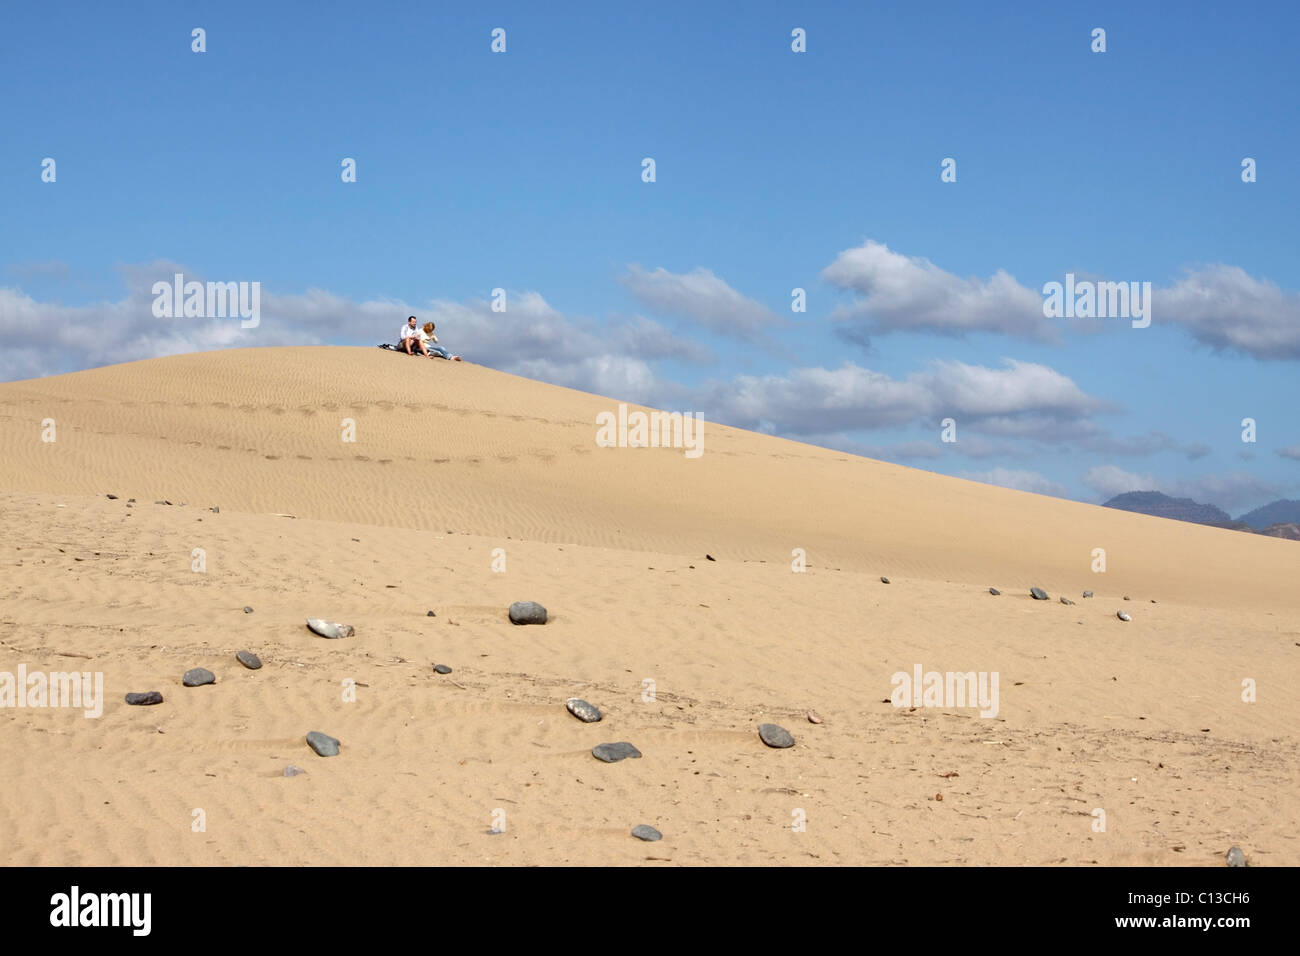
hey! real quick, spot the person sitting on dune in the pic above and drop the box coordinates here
[400,315,430,356]
[420,322,462,362]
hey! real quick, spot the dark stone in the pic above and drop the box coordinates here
[880,576,890,584]
[989,587,1001,595]
[1117,611,1131,622]
[508,601,547,625]
[1083,590,1093,598]
[758,723,795,748]
[592,742,641,763]
[306,731,340,757]
[125,691,163,706]
[433,664,452,674]
[235,650,262,670]
[183,668,215,687]
[106,494,118,500]
[1123,595,1131,601]
[705,554,715,561]
[631,825,662,842]
[1060,596,1075,605]
[1030,587,1049,600]
[427,610,436,617]
[566,698,602,722]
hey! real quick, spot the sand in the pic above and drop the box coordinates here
[0,346,1296,865]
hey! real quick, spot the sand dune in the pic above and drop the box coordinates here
[1,347,1296,865]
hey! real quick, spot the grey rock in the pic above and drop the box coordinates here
[125,691,163,706]
[1030,587,1049,600]
[182,668,215,687]
[631,824,662,842]
[988,587,1001,595]
[1083,590,1093,598]
[106,494,118,500]
[433,664,452,674]
[283,765,306,777]
[1123,595,1131,601]
[758,723,795,748]
[566,698,602,723]
[592,742,641,763]
[1060,596,1075,605]
[243,606,254,614]
[306,618,354,639]
[306,731,340,757]
[1227,846,1246,867]
[1117,611,1132,622]
[508,601,547,625]
[235,650,262,670]
[880,576,890,584]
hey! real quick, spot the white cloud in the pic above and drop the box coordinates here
[1157,264,1300,359]
[619,264,780,340]
[959,468,1068,498]
[1275,445,1300,461]
[822,240,1055,342]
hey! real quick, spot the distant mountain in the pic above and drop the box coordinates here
[1102,491,1234,526]
[1236,499,1300,530]
[1258,522,1300,541]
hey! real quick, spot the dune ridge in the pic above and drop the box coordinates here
[1,347,1296,866]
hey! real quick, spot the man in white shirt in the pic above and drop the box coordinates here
[400,316,429,356]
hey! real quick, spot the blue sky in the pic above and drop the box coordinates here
[3,1,1298,514]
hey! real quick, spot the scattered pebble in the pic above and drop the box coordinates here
[1117,611,1131,622]
[508,601,547,625]
[1060,596,1075,605]
[125,691,163,706]
[427,610,436,617]
[758,723,795,748]
[306,618,354,639]
[243,606,254,614]
[880,576,890,584]
[566,698,602,722]
[1227,846,1246,867]
[592,742,641,763]
[806,710,822,724]
[306,731,340,757]
[1083,590,1093,598]
[182,668,215,687]
[433,664,452,675]
[705,554,715,561]
[283,765,306,777]
[211,506,219,514]
[235,650,262,670]
[631,824,662,842]
[935,793,944,802]
[988,587,1001,595]
[106,494,118,500]
[1123,595,1131,601]
[1030,587,1048,600]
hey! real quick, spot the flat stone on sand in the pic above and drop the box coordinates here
[758,723,795,748]
[1227,846,1246,867]
[306,618,354,639]
[880,576,890,584]
[592,742,641,762]
[283,765,306,777]
[509,601,547,625]
[433,664,452,674]
[235,650,262,670]
[125,691,163,706]
[306,731,340,757]
[1030,587,1049,600]
[1117,611,1131,622]
[182,668,215,686]
[1083,590,1093,598]
[566,698,602,722]
[988,588,1001,595]
[1060,596,1075,605]
[243,606,253,613]
[631,825,662,842]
